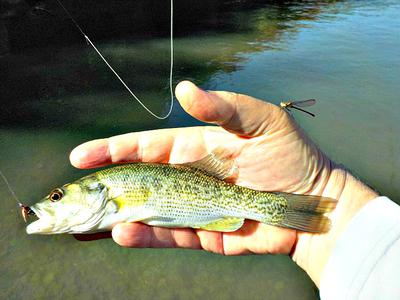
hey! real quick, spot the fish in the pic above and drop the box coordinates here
[24,150,336,235]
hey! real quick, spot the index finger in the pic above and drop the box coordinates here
[69,127,210,169]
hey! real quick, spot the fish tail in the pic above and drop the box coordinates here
[277,193,336,233]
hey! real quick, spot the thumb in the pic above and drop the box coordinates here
[175,81,285,137]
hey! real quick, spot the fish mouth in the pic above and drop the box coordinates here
[23,205,55,234]
[20,204,37,223]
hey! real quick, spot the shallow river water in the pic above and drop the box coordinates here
[1,0,399,299]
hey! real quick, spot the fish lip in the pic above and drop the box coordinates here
[28,206,53,223]
[20,204,37,223]
[23,205,49,224]
[25,207,54,234]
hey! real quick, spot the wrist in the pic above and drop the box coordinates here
[291,162,378,286]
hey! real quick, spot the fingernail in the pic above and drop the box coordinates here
[176,80,206,98]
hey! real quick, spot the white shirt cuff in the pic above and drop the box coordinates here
[320,196,400,300]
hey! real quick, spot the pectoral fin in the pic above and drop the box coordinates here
[181,148,237,180]
[198,217,244,232]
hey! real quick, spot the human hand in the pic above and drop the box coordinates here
[70,81,377,286]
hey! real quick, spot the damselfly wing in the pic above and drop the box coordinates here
[280,99,316,117]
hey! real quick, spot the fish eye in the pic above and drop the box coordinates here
[49,189,64,202]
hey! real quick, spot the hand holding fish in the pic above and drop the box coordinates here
[69,81,377,286]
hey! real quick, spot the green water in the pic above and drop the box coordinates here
[1,1,399,299]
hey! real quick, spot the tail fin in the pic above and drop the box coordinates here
[278,193,337,233]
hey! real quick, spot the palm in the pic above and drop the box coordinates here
[152,125,320,193]
[70,81,327,255]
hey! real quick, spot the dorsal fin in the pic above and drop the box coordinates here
[182,148,237,180]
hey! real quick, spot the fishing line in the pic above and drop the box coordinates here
[0,169,23,207]
[55,0,175,120]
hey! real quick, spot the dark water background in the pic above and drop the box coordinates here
[1,0,399,299]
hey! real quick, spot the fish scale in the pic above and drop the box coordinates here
[96,164,291,226]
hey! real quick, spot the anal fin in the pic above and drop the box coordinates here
[198,217,244,232]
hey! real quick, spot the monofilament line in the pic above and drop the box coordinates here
[55,0,175,120]
[0,169,22,206]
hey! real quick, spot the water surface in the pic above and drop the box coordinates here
[1,0,399,299]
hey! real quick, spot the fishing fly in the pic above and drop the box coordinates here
[280,99,316,117]
[55,0,175,120]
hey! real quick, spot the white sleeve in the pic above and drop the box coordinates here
[320,196,400,300]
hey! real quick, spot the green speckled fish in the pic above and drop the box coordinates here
[23,151,336,234]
